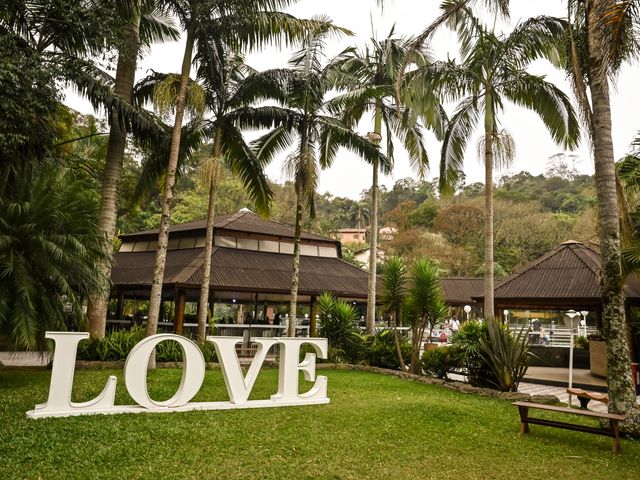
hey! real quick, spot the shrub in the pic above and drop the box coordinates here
[76,327,217,363]
[364,330,411,370]
[317,293,365,363]
[421,346,461,379]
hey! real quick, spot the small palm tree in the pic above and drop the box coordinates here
[380,256,409,371]
[405,259,448,374]
[0,168,109,350]
[253,20,390,336]
[412,14,579,318]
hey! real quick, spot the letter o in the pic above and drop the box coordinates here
[124,334,205,409]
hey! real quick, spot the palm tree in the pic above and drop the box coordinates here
[328,29,434,335]
[566,0,639,420]
[405,259,448,374]
[0,168,109,350]
[413,15,579,318]
[380,256,409,371]
[87,1,179,339]
[192,42,298,342]
[252,21,390,336]
[144,1,335,344]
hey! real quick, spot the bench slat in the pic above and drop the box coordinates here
[512,401,626,421]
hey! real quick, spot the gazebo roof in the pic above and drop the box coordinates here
[120,210,333,244]
[439,277,484,306]
[472,240,640,308]
[112,247,371,299]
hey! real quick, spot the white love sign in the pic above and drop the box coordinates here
[26,332,329,419]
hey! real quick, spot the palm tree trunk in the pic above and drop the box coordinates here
[366,101,383,335]
[288,188,304,336]
[87,13,141,339]
[391,309,407,371]
[196,129,222,343]
[146,28,195,354]
[587,1,636,415]
[483,91,495,320]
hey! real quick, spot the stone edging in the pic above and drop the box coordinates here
[316,363,560,405]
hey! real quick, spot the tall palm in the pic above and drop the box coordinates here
[566,0,640,420]
[192,42,298,342]
[328,30,434,335]
[144,1,335,345]
[253,21,390,336]
[87,1,179,339]
[413,15,579,318]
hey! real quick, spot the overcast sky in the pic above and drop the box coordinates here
[65,0,640,200]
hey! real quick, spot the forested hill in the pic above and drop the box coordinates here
[115,146,596,278]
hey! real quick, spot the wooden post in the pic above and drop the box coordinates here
[310,296,318,337]
[115,290,124,319]
[174,290,186,335]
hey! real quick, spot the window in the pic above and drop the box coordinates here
[237,238,259,251]
[300,244,318,256]
[215,236,237,248]
[259,240,279,253]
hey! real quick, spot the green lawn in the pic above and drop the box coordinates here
[1,367,639,479]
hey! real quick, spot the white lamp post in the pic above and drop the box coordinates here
[566,309,578,407]
[464,305,471,321]
[503,309,509,325]
[580,310,589,336]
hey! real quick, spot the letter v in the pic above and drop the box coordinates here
[206,337,277,404]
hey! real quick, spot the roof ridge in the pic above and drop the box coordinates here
[566,242,600,277]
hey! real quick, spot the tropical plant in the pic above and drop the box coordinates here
[328,29,434,335]
[252,20,389,335]
[566,0,640,424]
[0,168,109,350]
[404,259,449,374]
[380,256,409,371]
[317,292,364,363]
[411,13,580,318]
[450,319,492,386]
[143,1,337,350]
[479,320,530,392]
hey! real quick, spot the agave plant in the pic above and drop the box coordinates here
[479,319,531,392]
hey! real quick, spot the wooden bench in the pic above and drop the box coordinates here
[566,387,608,409]
[512,401,627,453]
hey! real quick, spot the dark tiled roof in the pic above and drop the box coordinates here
[439,277,484,305]
[473,240,640,302]
[120,210,331,242]
[112,247,370,298]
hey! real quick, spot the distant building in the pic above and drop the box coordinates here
[333,228,367,244]
[354,246,386,271]
[378,226,398,241]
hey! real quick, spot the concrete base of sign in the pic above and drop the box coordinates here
[26,397,330,419]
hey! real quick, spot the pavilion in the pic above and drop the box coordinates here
[108,209,371,334]
[472,240,640,329]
